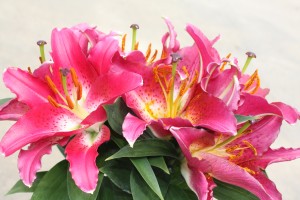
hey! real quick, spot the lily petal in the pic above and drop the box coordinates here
[0,103,80,156]
[51,27,98,95]
[18,138,60,186]
[0,99,29,120]
[84,71,142,113]
[122,113,149,147]
[195,153,272,200]
[181,160,216,200]
[183,90,236,134]
[65,125,110,193]
[3,68,53,107]
[236,93,282,117]
[186,24,220,68]
[252,171,282,200]
[272,102,299,124]
[88,36,119,74]
[255,147,300,169]
[230,116,282,162]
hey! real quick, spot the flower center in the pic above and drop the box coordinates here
[153,54,199,118]
[45,68,88,119]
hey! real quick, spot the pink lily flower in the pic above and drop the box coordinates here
[170,113,300,200]
[118,19,236,147]
[169,87,299,200]
[0,24,142,193]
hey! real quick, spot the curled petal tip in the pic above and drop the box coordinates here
[246,51,256,58]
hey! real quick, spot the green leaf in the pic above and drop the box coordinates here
[0,98,12,106]
[97,177,133,200]
[131,158,164,200]
[235,115,257,123]
[67,171,103,200]
[100,160,131,193]
[107,139,178,160]
[130,169,160,200]
[103,98,131,135]
[6,172,47,195]
[165,185,197,200]
[31,160,69,200]
[213,179,259,200]
[149,157,170,174]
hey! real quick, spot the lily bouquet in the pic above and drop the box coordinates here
[1,19,300,200]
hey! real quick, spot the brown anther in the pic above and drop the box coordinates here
[37,40,47,46]
[27,67,33,74]
[171,53,182,64]
[45,75,58,94]
[246,51,256,58]
[70,68,79,87]
[160,48,168,60]
[47,96,60,108]
[66,95,74,109]
[130,24,139,30]
[60,68,70,77]
[145,43,152,61]
[76,83,82,100]
[39,57,43,64]
[134,41,139,50]
[149,49,158,63]
[121,34,127,52]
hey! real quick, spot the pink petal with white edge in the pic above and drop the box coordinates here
[122,113,149,147]
[272,102,299,124]
[183,90,236,135]
[66,125,110,193]
[0,99,29,120]
[0,103,80,156]
[3,68,53,107]
[181,160,216,200]
[84,71,142,113]
[88,36,119,74]
[255,147,300,169]
[18,137,64,187]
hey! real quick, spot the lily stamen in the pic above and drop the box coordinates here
[121,34,127,52]
[47,95,60,108]
[130,24,139,51]
[220,53,231,71]
[145,43,152,61]
[134,42,139,50]
[27,67,32,74]
[149,49,158,63]
[77,83,83,101]
[70,68,79,87]
[66,95,75,109]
